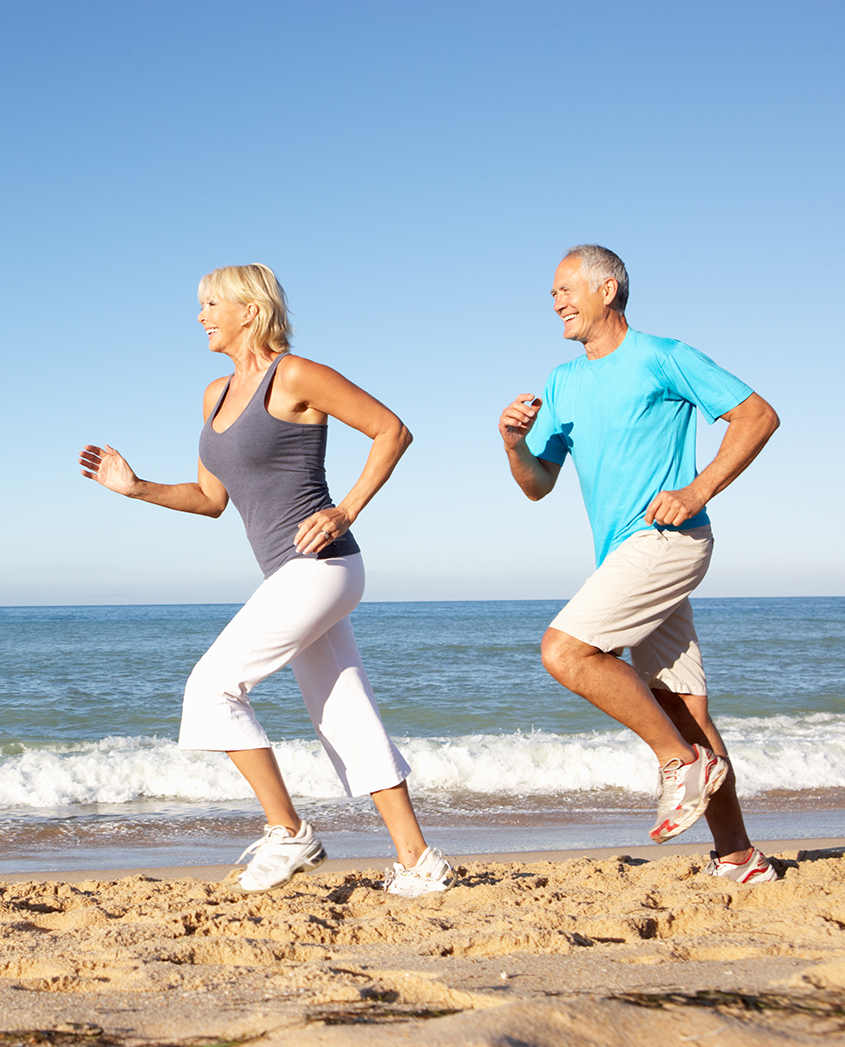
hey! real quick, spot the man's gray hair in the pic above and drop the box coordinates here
[565,244,629,313]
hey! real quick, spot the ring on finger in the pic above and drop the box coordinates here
[320,531,333,541]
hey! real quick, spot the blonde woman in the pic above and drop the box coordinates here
[79,264,454,898]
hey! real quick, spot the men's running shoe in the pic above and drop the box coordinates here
[649,743,728,843]
[705,847,778,884]
[230,821,327,894]
[383,847,457,898]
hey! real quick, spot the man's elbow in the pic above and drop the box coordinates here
[734,393,780,440]
[524,486,549,502]
[757,398,780,438]
[517,476,553,501]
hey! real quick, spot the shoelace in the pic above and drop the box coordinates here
[656,760,683,796]
[236,829,291,865]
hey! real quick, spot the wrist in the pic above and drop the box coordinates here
[504,437,529,459]
[688,476,713,507]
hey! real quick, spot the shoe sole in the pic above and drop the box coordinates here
[227,845,328,895]
[650,752,729,844]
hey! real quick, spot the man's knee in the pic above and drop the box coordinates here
[541,628,598,688]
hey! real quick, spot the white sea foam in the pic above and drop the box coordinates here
[1,714,845,809]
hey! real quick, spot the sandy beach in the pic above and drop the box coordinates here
[2,840,845,1045]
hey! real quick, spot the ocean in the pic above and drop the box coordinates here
[1,598,844,873]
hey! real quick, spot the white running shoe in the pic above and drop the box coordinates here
[230,821,327,894]
[705,847,778,884]
[383,847,457,898]
[650,743,729,843]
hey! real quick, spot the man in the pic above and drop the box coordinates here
[499,245,780,883]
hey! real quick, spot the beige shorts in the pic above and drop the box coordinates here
[550,526,713,696]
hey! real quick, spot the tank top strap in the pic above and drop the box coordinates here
[248,353,286,418]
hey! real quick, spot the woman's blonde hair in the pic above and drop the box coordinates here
[198,264,293,354]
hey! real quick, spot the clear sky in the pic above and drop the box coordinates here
[1,0,842,605]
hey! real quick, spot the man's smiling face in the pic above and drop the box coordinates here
[550,254,614,344]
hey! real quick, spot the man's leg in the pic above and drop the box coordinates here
[541,629,696,767]
[632,596,769,870]
[543,529,730,843]
[651,688,752,863]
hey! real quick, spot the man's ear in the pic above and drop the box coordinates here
[601,278,619,306]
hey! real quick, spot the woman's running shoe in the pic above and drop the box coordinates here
[383,847,456,898]
[230,821,327,894]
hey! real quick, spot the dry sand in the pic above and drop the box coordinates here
[3,841,845,1046]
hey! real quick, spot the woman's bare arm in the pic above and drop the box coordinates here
[78,379,230,518]
[276,356,412,555]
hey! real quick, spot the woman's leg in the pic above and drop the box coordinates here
[370,781,426,867]
[180,555,446,887]
[179,557,366,876]
[227,748,301,833]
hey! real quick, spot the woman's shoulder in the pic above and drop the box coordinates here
[275,353,342,391]
[205,374,231,393]
[278,352,328,376]
[202,374,231,419]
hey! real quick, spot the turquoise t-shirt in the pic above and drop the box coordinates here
[525,329,753,567]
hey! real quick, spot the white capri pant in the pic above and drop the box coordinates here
[178,553,411,797]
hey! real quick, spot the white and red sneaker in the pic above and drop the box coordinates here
[649,744,728,843]
[706,847,778,884]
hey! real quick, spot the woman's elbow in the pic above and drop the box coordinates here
[203,496,228,519]
[385,419,412,452]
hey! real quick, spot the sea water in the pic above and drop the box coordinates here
[1,598,843,871]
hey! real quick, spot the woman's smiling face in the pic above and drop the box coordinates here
[197,296,251,354]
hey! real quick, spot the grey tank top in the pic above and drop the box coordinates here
[198,354,360,578]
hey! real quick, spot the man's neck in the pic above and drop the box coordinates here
[582,315,629,360]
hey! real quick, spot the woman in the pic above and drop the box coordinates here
[79,263,454,899]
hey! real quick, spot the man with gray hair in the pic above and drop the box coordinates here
[499,245,780,883]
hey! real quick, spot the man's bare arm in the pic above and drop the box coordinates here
[499,394,562,500]
[646,392,780,527]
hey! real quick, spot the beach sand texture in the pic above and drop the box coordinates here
[2,845,845,1046]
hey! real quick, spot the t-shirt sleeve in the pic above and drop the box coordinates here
[660,342,754,424]
[525,371,570,464]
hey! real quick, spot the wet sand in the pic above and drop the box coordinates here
[3,840,845,1045]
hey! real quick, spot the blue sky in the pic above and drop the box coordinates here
[1,0,842,604]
